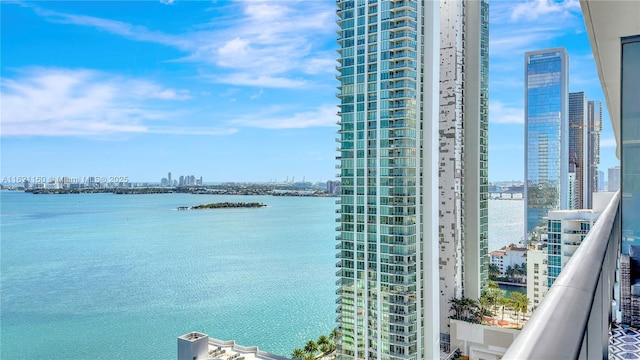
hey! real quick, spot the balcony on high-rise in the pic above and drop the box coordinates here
[502,1,639,359]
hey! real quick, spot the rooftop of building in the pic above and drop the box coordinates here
[178,332,290,360]
[206,338,290,360]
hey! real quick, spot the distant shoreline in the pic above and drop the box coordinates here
[180,202,267,210]
[14,186,336,197]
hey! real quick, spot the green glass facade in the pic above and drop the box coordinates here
[335,0,489,358]
[335,1,422,358]
[621,35,640,254]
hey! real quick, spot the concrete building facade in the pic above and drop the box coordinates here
[334,0,488,358]
[609,165,621,192]
[546,209,601,286]
[526,244,548,310]
[489,246,526,276]
[586,99,602,207]
[437,0,489,341]
[568,92,588,209]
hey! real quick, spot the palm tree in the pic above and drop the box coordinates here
[318,335,330,347]
[317,334,330,355]
[292,348,306,359]
[319,343,330,354]
[509,292,529,328]
[329,327,340,343]
[328,327,340,354]
[462,297,479,321]
[304,340,318,356]
[498,296,511,321]
[489,263,501,280]
[484,287,505,313]
[449,297,463,319]
[478,295,491,320]
[505,265,515,281]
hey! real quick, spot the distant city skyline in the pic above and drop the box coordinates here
[1,0,619,183]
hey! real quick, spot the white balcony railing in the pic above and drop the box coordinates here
[503,191,621,359]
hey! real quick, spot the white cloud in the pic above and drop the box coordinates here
[229,104,338,129]
[215,73,306,88]
[490,101,524,124]
[26,1,337,88]
[490,0,583,56]
[244,2,290,21]
[159,0,175,4]
[511,0,580,22]
[0,68,227,137]
[490,28,559,55]
[31,5,189,49]
[147,126,237,136]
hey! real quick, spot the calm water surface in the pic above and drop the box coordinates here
[1,191,337,359]
[1,192,523,359]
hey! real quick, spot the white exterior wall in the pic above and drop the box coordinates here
[490,248,526,275]
[505,248,526,271]
[449,319,520,360]
[550,210,600,265]
[438,0,489,340]
[527,248,548,309]
[546,209,601,286]
[177,332,209,360]
[490,251,506,274]
[439,0,465,336]
[568,171,577,210]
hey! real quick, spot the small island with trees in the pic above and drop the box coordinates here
[178,202,267,210]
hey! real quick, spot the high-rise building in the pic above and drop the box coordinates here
[567,168,578,210]
[526,243,548,310]
[586,100,602,206]
[546,209,600,286]
[568,92,587,209]
[334,0,488,358]
[524,48,569,239]
[568,93,603,210]
[437,0,489,340]
[609,165,621,192]
[598,170,605,191]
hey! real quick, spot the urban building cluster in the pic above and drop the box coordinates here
[334,0,488,358]
[161,172,203,187]
[179,0,638,359]
[523,47,606,238]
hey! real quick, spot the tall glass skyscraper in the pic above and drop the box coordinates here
[524,48,569,238]
[568,92,587,209]
[586,99,602,208]
[335,0,488,358]
[567,92,602,210]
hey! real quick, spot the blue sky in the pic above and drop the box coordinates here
[0,0,619,183]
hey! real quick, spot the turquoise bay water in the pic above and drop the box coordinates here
[1,192,337,359]
[0,192,523,360]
